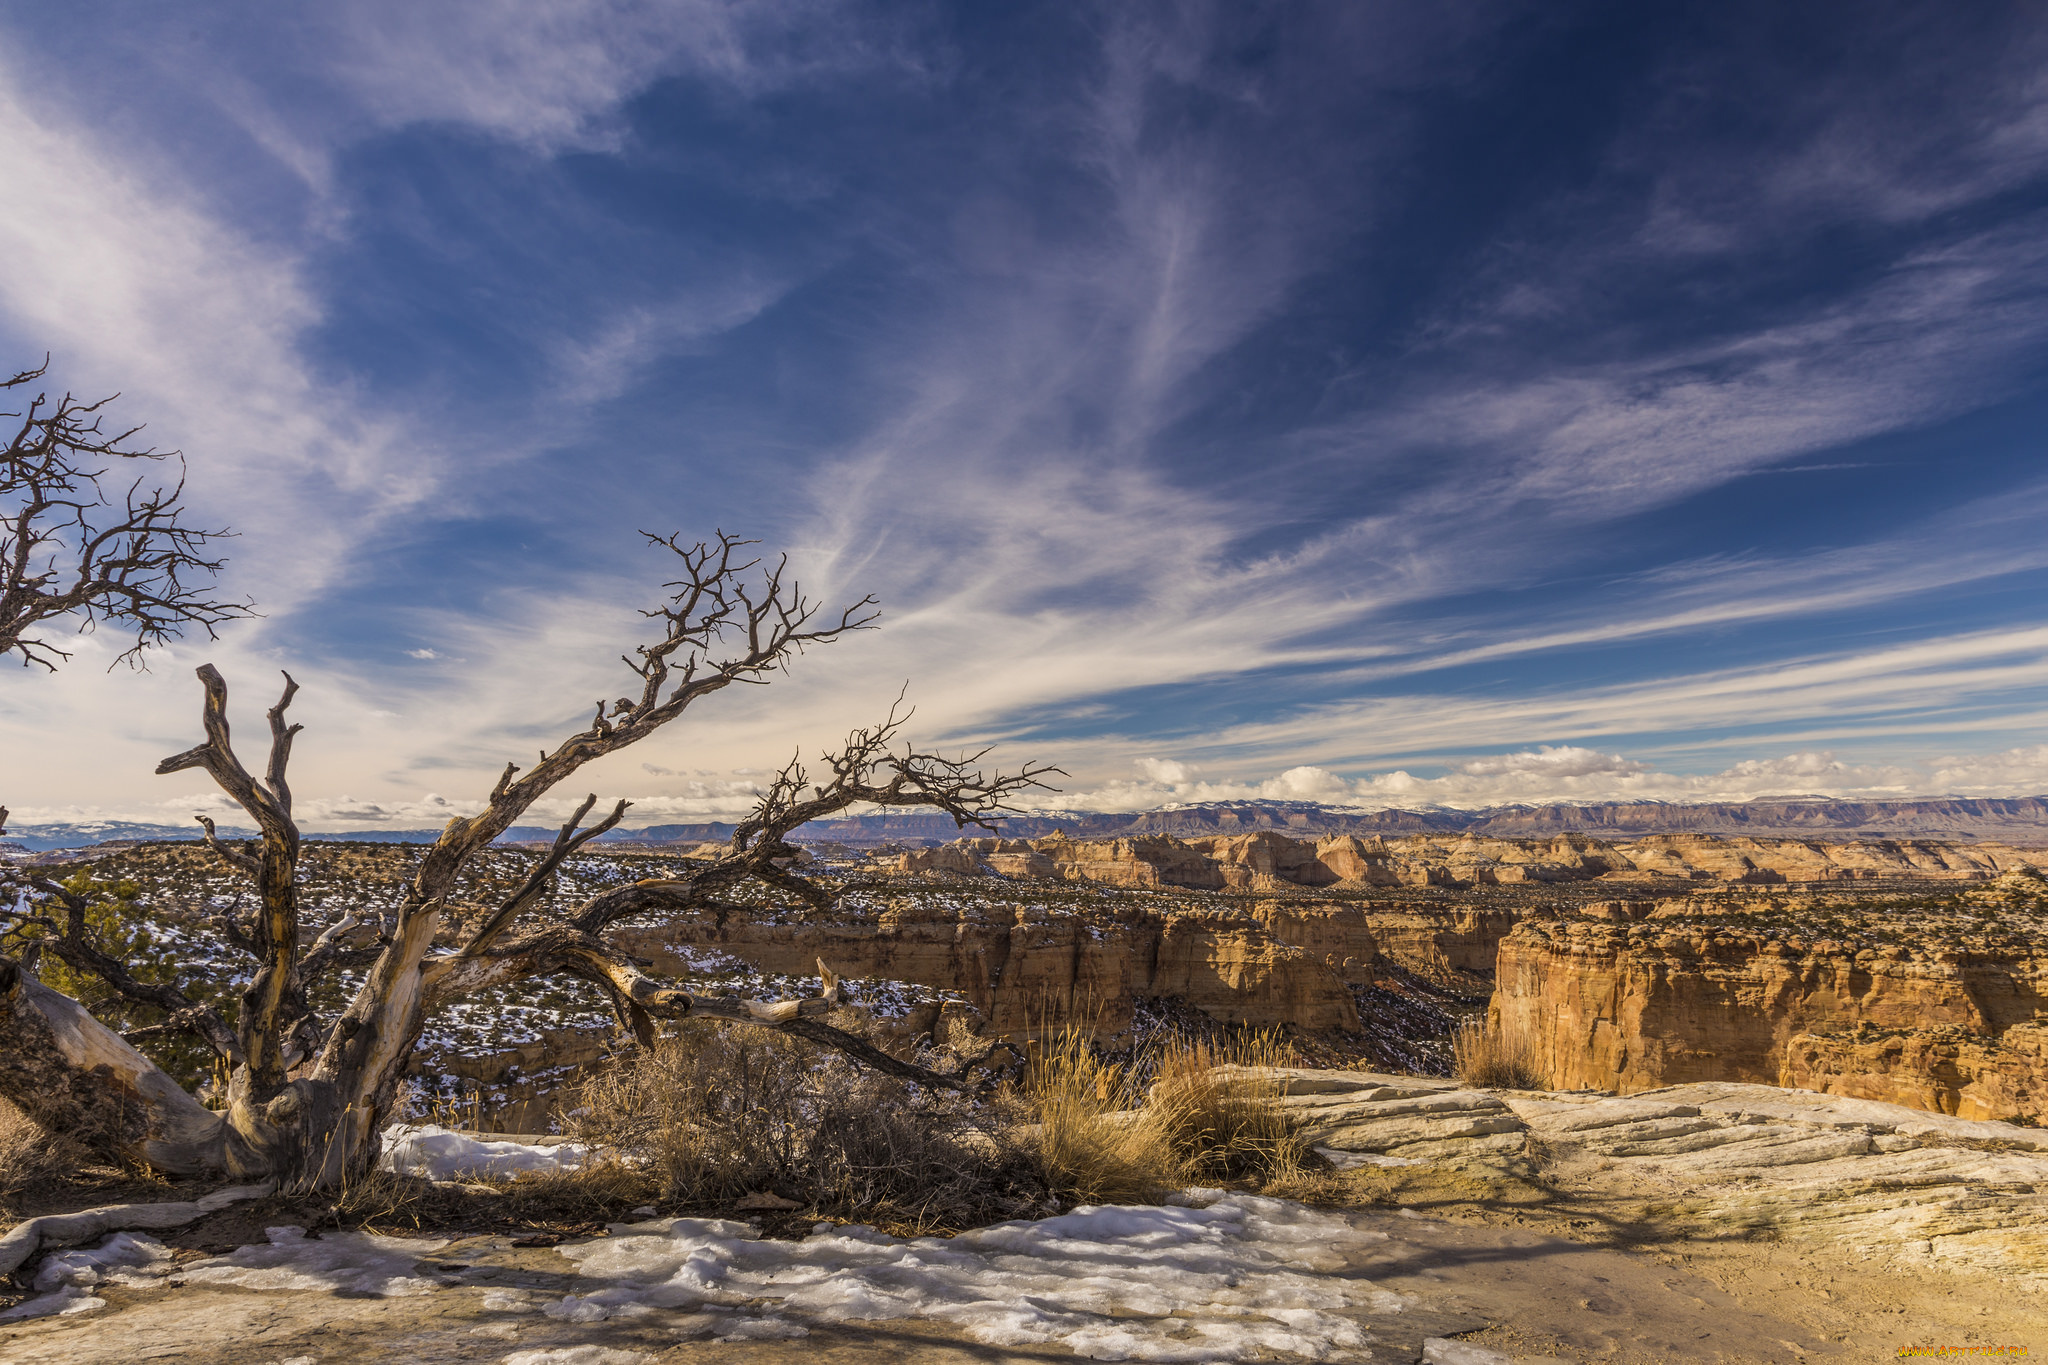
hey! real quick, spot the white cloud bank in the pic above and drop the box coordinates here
[14,740,2048,832]
[1051,743,2048,814]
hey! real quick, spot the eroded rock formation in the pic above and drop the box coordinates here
[1491,894,2048,1122]
[613,895,1388,1037]
[1256,1067,2048,1289]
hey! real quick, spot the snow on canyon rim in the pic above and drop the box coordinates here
[3,1190,1418,1361]
[539,1193,1406,1359]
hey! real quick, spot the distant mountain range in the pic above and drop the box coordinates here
[0,821,579,852]
[646,795,2048,845]
[9,794,2048,852]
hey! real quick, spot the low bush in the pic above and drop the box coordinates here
[566,1018,1047,1233]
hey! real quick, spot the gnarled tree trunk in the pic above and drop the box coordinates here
[1,533,1053,1189]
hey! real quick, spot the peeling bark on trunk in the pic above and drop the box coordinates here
[0,955,235,1174]
[308,901,446,1186]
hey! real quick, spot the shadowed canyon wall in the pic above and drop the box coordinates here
[615,898,1390,1038]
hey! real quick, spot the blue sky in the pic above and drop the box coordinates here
[4,1,2048,827]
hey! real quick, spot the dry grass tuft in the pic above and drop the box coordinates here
[332,1157,648,1233]
[1025,1026,1189,1205]
[0,1097,83,1206]
[1023,1026,1321,1204]
[567,1019,1047,1233]
[1149,1028,1310,1185]
[1453,1018,1544,1089]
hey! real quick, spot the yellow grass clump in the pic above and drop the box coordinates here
[1023,1025,1321,1203]
[1148,1028,1308,1183]
[1025,1026,1189,1205]
[0,1096,78,1204]
[1452,1017,1544,1089]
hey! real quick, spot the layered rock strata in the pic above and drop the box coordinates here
[1253,1067,2048,1287]
[613,896,1389,1038]
[1491,907,2048,1122]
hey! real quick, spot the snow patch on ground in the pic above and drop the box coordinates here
[177,1226,448,1296]
[551,1194,1403,1361]
[0,1232,176,1321]
[380,1124,591,1179]
[1422,1337,1515,1365]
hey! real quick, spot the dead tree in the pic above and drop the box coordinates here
[0,533,1053,1189]
[1,358,250,669]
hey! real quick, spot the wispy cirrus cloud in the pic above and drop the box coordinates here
[7,3,2048,829]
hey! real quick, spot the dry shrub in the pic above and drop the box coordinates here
[0,1097,83,1204]
[1025,1026,1188,1205]
[0,1097,46,1201]
[1452,1018,1543,1089]
[330,1160,435,1228]
[1148,1028,1308,1184]
[332,1157,648,1233]
[567,1019,1045,1233]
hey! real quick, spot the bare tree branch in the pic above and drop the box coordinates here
[460,794,629,957]
[355,531,880,942]
[295,909,364,981]
[194,815,261,877]
[156,666,306,1088]
[573,704,1060,936]
[1,359,252,670]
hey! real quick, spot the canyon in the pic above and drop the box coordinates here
[19,827,2048,1134]
[889,827,2042,890]
[415,829,2048,1127]
[852,829,2048,1125]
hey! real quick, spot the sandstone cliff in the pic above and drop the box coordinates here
[1491,891,2048,1122]
[612,893,1379,1038]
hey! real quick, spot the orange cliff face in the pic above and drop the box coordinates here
[1490,900,2048,1123]
[611,895,1378,1037]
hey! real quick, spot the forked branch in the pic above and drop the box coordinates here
[460,794,630,957]
[156,666,301,850]
[156,664,307,1086]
